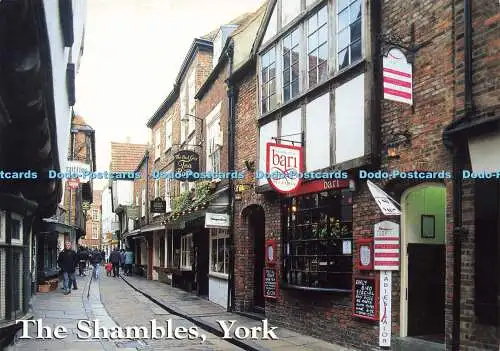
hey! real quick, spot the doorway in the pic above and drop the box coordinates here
[400,183,446,342]
[195,230,209,297]
[248,206,265,314]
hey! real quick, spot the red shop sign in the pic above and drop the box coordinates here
[285,179,351,197]
[265,240,277,265]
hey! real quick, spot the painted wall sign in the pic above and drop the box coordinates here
[374,221,400,271]
[383,48,413,105]
[173,150,200,181]
[263,267,278,299]
[205,213,230,228]
[352,276,379,321]
[150,197,166,213]
[266,143,303,194]
[379,271,392,347]
[367,180,401,216]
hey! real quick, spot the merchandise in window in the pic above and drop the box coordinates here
[11,214,22,244]
[260,46,277,114]
[282,189,353,291]
[210,230,229,274]
[181,234,192,270]
[337,0,362,70]
[307,6,328,88]
[283,27,300,103]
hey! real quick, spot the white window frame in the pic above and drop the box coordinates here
[165,118,173,151]
[188,70,196,136]
[155,129,161,160]
[10,213,23,246]
[336,0,363,71]
[164,177,172,213]
[206,112,221,173]
[180,84,187,144]
[0,211,5,243]
[306,4,328,88]
[209,229,229,278]
[281,0,302,28]
[282,26,301,103]
[141,187,146,217]
[260,46,278,114]
[92,224,99,239]
[180,234,192,270]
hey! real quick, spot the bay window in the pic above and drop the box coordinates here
[210,229,229,275]
[282,28,300,103]
[261,47,277,114]
[180,234,192,270]
[207,118,221,173]
[337,0,362,70]
[282,189,353,291]
[307,5,328,88]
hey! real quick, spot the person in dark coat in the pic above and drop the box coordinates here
[57,242,78,295]
[77,246,88,277]
[109,247,121,277]
[91,249,103,279]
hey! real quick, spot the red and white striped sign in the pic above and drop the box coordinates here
[374,221,400,271]
[383,48,413,105]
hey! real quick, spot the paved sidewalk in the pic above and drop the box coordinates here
[121,275,357,351]
[8,272,121,351]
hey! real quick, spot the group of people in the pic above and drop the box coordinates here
[56,242,134,295]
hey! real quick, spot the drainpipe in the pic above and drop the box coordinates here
[451,0,472,349]
[226,41,236,312]
[145,150,150,225]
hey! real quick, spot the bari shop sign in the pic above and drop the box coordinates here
[266,143,303,194]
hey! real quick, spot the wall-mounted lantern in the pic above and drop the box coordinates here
[386,132,411,159]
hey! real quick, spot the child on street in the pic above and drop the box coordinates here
[105,262,113,277]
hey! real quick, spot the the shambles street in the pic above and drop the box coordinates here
[8,272,355,351]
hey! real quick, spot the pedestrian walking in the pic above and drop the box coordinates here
[105,262,113,276]
[119,249,126,273]
[91,249,102,279]
[124,248,134,276]
[77,246,88,276]
[57,241,78,295]
[109,247,121,277]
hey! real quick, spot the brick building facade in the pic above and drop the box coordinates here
[81,189,102,249]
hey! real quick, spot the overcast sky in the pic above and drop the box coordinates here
[74,0,264,189]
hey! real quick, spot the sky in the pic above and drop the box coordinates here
[74,0,264,189]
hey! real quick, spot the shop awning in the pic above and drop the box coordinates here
[140,223,165,233]
[122,228,141,240]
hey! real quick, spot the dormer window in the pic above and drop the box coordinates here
[212,25,238,69]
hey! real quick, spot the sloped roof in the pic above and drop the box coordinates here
[110,142,147,172]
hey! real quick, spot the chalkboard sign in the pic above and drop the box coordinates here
[263,267,278,299]
[352,276,378,321]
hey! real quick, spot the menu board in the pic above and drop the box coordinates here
[264,267,278,299]
[352,276,378,320]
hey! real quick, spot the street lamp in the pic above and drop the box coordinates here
[180,114,204,140]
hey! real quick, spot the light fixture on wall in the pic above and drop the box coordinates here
[386,131,411,159]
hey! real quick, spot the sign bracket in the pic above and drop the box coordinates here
[271,132,304,147]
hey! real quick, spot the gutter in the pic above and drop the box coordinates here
[225,40,237,312]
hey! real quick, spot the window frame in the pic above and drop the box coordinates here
[188,70,196,136]
[92,224,99,240]
[306,4,329,89]
[10,213,23,246]
[282,26,301,103]
[0,248,5,321]
[0,211,5,243]
[141,187,146,217]
[180,234,193,270]
[165,118,173,152]
[260,45,278,115]
[207,113,221,174]
[155,128,161,160]
[180,84,187,144]
[336,0,363,71]
[209,229,229,278]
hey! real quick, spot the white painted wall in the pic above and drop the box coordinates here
[209,276,228,308]
[305,93,330,171]
[42,0,86,178]
[258,121,277,185]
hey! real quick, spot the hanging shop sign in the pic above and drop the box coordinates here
[66,178,80,189]
[285,179,352,198]
[367,180,401,216]
[81,201,91,211]
[352,276,378,321]
[265,240,277,265]
[379,270,392,347]
[383,48,413,105]
[357,238,374,271]
[205,212,230,229]
[150,197,166,213]
[266,143,303,194]
[66,160,91,183]
[173,150,200,181]
[263,267,278,299]
[127,206,140,219]
[374,221,400,271]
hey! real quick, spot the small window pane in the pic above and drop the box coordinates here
[269,65,276,79]
[283,51,290,70]
[350,0,362,22]
[283,35,291,51]
[338,27,350,50]
[291,79,299,97]
[308,32,318,52]
[262,67,269,83]
[284,85,291,102]
[269,94,278,110]
[318,6,328,25]
[262,53,269,68]
[283,69,291,85]
[318,25,328,44]
[351,40,362,63]
[309,69,317,87]
[291,46,300,63]
[291,29,300,46]
[291,63,299,81]
[262,98,268,113]
[350,19,361,42]
[11,219,21,240]
[338,8,349,30]
[308,49,318,69]
[318,61,328,82]
[268,47,276,63]
[308,15,317,33]
[338,48,349,70]
[318,44,328,64]
[338,0,350,12]
[269,78,276,95]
